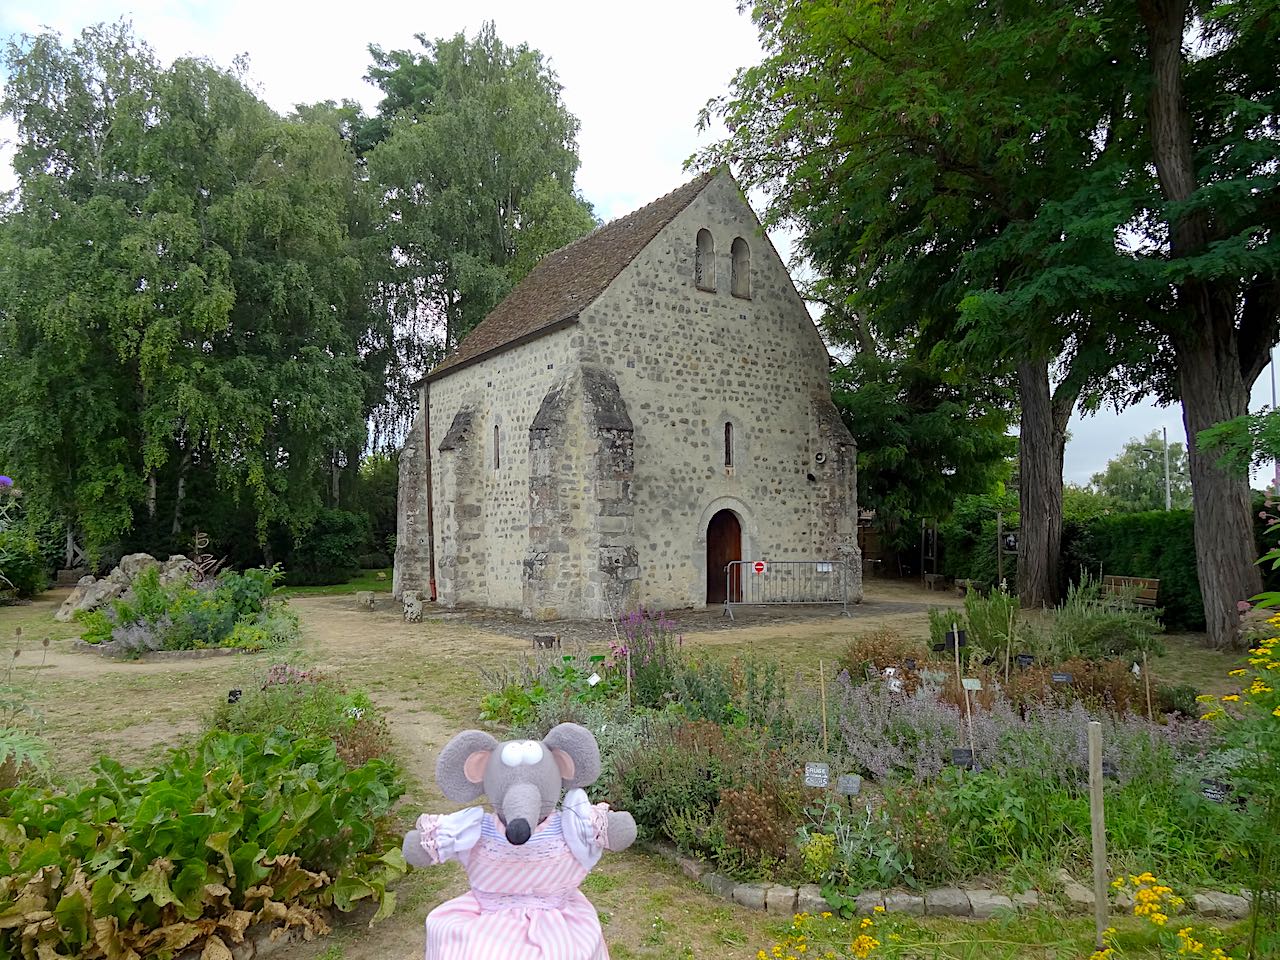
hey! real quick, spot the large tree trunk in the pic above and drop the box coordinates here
[1140,0,1264,648]
[1176,322,1260,648]
[1016,356,1070,608]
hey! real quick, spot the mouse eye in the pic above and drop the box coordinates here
[500,742,524,767]
[520,741,544,765]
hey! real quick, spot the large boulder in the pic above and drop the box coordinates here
[160,555,198,585]
[55,577,125,622]
[118,553,161,581]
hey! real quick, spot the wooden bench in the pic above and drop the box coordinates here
[1102,575,1160,608]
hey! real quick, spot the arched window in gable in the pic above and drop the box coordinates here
[695,229,716,291]
[731,237,751,298]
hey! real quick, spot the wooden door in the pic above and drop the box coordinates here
[706,509,742,604]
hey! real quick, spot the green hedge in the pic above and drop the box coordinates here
[1062,511,1203,631]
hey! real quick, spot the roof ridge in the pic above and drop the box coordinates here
[427,168,722,381]
[540,169,719,261]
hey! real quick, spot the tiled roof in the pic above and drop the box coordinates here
[426,170,718,380]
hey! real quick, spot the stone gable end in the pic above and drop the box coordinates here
[396,170,861,617]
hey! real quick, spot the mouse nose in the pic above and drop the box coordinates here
[505,818,532,845]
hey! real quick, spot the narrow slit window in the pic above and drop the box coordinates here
[493,425,500,470]
[724,422,733,468]
[695,229,716,291]
[731,237,750,298]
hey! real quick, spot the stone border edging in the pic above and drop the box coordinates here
[644,842,1255,921]
[72,639,248,662]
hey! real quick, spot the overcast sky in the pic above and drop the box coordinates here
[1,0,1274,486]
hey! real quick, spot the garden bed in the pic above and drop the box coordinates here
[476,596,1271,918]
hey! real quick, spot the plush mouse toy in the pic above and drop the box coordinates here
[403,723,637,960]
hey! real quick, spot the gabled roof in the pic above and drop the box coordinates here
[426,170,719,381]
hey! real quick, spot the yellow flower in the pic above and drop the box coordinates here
[1221,694,1240,702]
[820,911,832,919]
[1229,668,1248,677]
[1273,706,1280,718]
[1195,694,1217,703]
[873,904,885,913]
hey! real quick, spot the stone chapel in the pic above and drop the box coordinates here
[393,169,861,619]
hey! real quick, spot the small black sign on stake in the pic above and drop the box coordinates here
[1200,779,1231,804]
[836,774,862,797]
[1015,653,1034,669]
[950,748,974,770]
[1052,672,1073,684]
[227,688,242,704]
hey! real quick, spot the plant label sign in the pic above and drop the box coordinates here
[227,688,242,704]
[1015,653,1034,669]
[961,678,982,692]
[950,748,974,770]
[1052,672,1073,684]
[804,762,831,788]
[587,673,602,687]
[1200,779,1231,804]
[836,774,862,796]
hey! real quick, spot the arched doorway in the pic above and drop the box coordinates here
[706,509,742,605]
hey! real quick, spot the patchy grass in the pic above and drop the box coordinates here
[277,568,394,597]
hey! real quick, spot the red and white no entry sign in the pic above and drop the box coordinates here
[752,560,768,575]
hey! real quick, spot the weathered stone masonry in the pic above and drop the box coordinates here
[395,169,861,617]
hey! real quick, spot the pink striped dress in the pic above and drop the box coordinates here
[413,789,613,960]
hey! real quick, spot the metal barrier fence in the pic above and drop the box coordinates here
[723,559,851,620]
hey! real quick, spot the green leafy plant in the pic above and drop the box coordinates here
[0,730,406,960]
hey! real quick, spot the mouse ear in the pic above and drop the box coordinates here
[436,730,499,802]
[542,722,601,789]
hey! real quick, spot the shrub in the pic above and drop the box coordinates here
[937,490,1018,584]
[0,727,48,789]
[286,509,369,585]
[1048,572,1164,661]
[0,528,46,601]
[618,608,682,708]
[963,583,1017,656]
[0,730,406,960]
[670,655,792,735]
[839,629,929,679]
[209,664,393,767]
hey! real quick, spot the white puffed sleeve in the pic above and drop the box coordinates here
[407,806,484,866]
[562,788,611,870]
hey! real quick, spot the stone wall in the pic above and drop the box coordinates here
[574,170,860,610]
[423,329,577,610]
[407,170,859,616]
[392,405,430,601]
